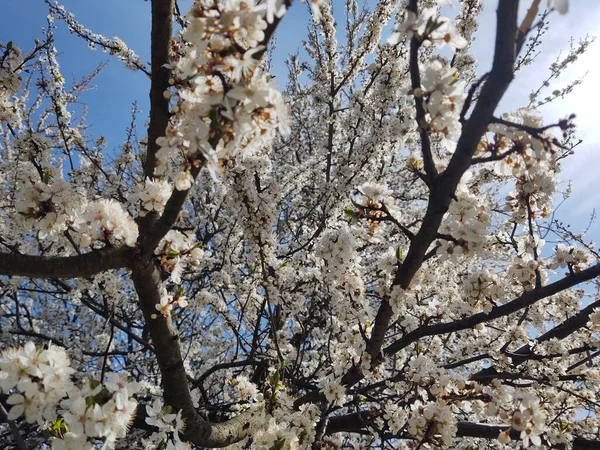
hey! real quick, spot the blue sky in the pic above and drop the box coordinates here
[2,0,599,246]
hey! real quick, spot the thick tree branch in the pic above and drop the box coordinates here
[384,263,600,357]
[144,0,174,178]
[326,414,600,448]
[456,422,600,449]
[132,260,259,447]
[363,0,520,378]
[292,1,523,409]
[470,297,600,381]
[0,247,133,279]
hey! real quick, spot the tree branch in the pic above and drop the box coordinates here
[144,0,174,178]
[363,0,520,379]
[0,401,30,450]
[408,0,437,184]
[326,414,600,449]
[0,247,133,279]
[132,260,258,447]
[384,263,600,357]
[139,1,295,256]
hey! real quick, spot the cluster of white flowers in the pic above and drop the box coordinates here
[56,374,140,449]
[0,41,22,126]
[230,375,260,401]
[587,308,600,332]
[389,286,415,324]
[11,133,139,248]
[150,230,212,318]
[505,171,556,221]
[152,287,189,319]
[547,243,590,272]
[320,375,346,407]
[137,178,172,216]
[155,0,291,183]
[0,343,139,449]
[438,187,491,261]
[331,323,372,376]
[15,175,86,240]
[155,230,206,283]
[12,133,85,239]
[243,395,321,450]
[420,61,466,139]
[388,7,467,52]
[75,199,138,247]
[316,227,359,279]
[507,255,543,292]
[498,393,547,448]
[463,269,502,313]
[383,401,408,434]
[42,34,83,148]
[491,109,556,173]
[483,108,560,220]
[144,398,189,450]
[351,182,401,234]
[408,355,453,396]
[0,342,74,424]
[358,182,393,203]
[407,400,457,446]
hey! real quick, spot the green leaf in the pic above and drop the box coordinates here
[396,246,403,261]
[273,438,286,450]
[344,206,355,219]
[47,417,69,438]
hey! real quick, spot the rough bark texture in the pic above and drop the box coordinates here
[0,247,133,278]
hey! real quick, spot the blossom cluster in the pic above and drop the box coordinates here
[438,176,492,261]
[507,254,543,293]
[13,136,138,247]
[0,41,22,126]
[498,393,547,447]
[150,230,211,318]
[137,177,172,216]
[143,398,188,450]
[75,199,139,248]
[548,243,590,273]
[0,342,139,449]
[0,342,74,425]
[407,400,457,447]
[484,108,560,221]
[316,227,359,280]
[388,6,468,52]
[235,391,322,450]
[15,171,86,240]
[55,374,140,449]
[155,0,291,183]
[156,230,206,281]
[420,61,467,139]
[463,269,502,313]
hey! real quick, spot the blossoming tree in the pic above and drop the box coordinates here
[1,0,598,448]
